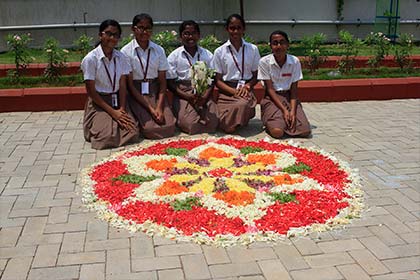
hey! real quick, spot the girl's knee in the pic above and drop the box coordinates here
[299,128,312,138]
[267,127,284,139]
[223,126,237,134]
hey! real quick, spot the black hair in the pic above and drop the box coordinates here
[225,13,245,29]
[269,30,289,43]
[99,19,122,35]
[179,20,200,35]
[96,19,121,47]
[132,13,153,27]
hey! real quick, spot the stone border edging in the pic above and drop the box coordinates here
[1,56,419,77]
[1,78,419,112]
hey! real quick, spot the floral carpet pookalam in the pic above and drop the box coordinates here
[80,137,364,247]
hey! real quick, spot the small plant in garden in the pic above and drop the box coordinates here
[257,43,271,57]
[119,34,134,49]
[43,37,68,82]
[393,33,414,70]
[301,33,327,73]
[152,30,179,55]
[243,34,255,44]
[73,34,93,59]
[199,34,221,53]
[337,30,363,73]
[5,33,34,83]
[364,32,391,69]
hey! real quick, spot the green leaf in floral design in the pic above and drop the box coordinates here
[113,174,158,184]
[165,147,189,156]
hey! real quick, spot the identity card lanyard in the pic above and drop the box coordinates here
[136,48,151,95]
[102,57,119,108]
[182,50,200,67]
[228,45,246,89]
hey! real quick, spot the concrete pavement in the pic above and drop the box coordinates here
[0,99,419,279]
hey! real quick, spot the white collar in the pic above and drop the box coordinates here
[269,54,291,67]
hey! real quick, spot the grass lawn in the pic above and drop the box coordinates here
[1,44,420,64]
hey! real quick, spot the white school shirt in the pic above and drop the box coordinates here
[258,54,303,91]
[166,46,213,80]
[81,45,130,93]
[212,39,260,81]
[120,39,169,80]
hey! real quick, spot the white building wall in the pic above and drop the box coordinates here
[0,0,419,51]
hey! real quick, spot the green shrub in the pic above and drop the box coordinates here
[199,34,221,53]
[365,32,391,68]
[337,30,363,73]
[301,33,327,73]
[393,33,414,70]
[73,34,93,59]
[43,37,68,82]
[152,30,179,55]
[5,33,34,83]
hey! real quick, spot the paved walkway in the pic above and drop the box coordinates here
[0,99,419,280]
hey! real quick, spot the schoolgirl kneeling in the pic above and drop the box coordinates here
[81,19,139,150]
[121,13,176,139]
[258,30,311,138]
[212,14,260,134]
[167,20,218,134]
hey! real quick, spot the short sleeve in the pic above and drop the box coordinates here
[251,45,261,72]
[81,55,96,81]
[120,53,131,75]
[212,48,224,74]
[257,57,271,81]
[158,47,170,71]
[292,58,303,83]
[166,51,177,79]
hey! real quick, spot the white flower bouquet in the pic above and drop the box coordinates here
[190,61,215,97]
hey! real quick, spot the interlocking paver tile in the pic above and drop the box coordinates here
[1,257,32,280]
[155,243,202,256]
[399,232,420,244]
[202,245,231,265]
[181,254,211,279]
[391,243,420,257]
[292,238,323,255]
[80,263,105,280]
[317,239,365,253]
[17,233,63,246]
[349,249,390,275]
[368,225,406,246]
[371,271,420,280]
[32,243,60,268]
[131,256,181,271]
[209,262,261,278]
[57,251,105,265]
[0,227,22,247]
[382,256,420,273]
[272,243,309,270]
[85,238,129,251]
[106,271,157,280]
[60,232,86,253]
[258,259,291,280]
[359,236,399,260]
[106,249,130,276]
[304,252,354,268]
[158,268,185,280]
[86,220,108,242]
[0,246,37,258]
[337,264,371,280]
[289,267,343,280]
[27,265,79,280]
[48,206,70,224]
[130,236,155,259]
